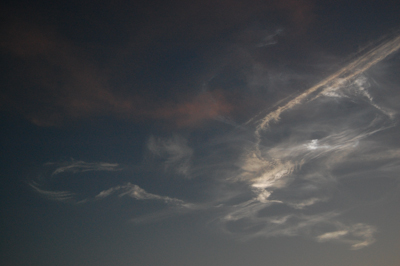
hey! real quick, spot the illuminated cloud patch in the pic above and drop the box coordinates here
[95,182,186,205]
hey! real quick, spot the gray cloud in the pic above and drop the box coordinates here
[196,35,400,249]
[30,181,76,202]
[31,160,193,209]
[47,160,121,175]
[30,160,122,202]
[256,34,400,131]
[255,29,283,47]
[95,182,185,205]
[316,223,376,250]
[221,208,376,250]
[147,135,193,177]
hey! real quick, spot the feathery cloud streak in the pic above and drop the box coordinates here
[256,34,400,131]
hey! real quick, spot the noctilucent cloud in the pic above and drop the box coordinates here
[1,1,400,265]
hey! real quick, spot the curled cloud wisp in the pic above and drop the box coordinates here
[47,160,122,175]
[30,181,76,202]
[31,160,188,207]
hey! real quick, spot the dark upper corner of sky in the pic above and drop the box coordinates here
[1,0,399,53]
[1,0,400,129]
[313,1,400,51]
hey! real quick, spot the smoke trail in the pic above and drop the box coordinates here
[256,34,400,132]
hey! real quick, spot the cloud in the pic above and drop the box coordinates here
[47,160,121,175]
[143,91,233,128]
[0,16,232,127]
[272,0,315,33]
[316,223,376,250]
[200,35,399,249]
[31,160,192,208]
[29,160,122,202]
[0,17,134,126]
[254,29,284,47]
[26,26,400,250]
[147,135,193,176]
[1,10,237,127]
[95,182,186,205]
[30,181,76,202]
[219,203,376,249]
[1,0,316,128]
[256,34,400,131]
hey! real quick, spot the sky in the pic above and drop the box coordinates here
[1,0,400,265]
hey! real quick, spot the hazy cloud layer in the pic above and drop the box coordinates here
[1,0,316,127]
[0,18,232,127]
[27,25,400,250]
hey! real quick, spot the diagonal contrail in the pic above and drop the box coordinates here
[256,34,400,132]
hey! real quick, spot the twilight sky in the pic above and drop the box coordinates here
[1,0,400,265]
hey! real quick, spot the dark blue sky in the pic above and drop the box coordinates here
[1,1,400,265]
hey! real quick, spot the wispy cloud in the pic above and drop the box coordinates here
[199,35,399,249]
[30,160,122,202]
[316,223,376,250]
[147,135,193,176]
[31,160,193,209]
[256,34,400,131]
[28,31,400,250]
[1,0,320,128]
[30,181,75,202]
[95,182,185,205]
[46,160,121,175]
